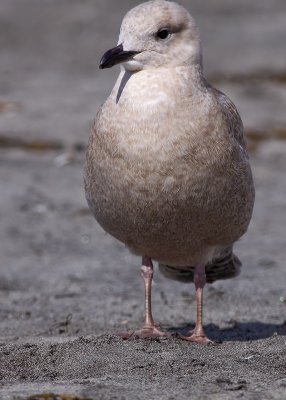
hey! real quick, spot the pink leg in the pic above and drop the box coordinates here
[117,256,170,339]
[181,264,215,344]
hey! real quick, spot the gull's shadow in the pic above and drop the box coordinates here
[169,321,286,342]
[116,70,133,103]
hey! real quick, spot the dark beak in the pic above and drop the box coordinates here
[99,44,140,69]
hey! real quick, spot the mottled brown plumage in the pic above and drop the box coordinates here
[84,0,255,343]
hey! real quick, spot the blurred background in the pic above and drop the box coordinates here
[1,0,286,147]
[0,0,286,362]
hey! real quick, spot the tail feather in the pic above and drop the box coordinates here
[159,247,241,284]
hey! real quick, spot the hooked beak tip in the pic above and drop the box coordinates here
[99,44,140,69]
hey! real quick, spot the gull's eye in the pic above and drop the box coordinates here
[156,28,171,40]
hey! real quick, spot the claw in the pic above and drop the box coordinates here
[116,326,171,340]
[180,332,217,345]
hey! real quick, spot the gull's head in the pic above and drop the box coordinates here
[99,0,202,72]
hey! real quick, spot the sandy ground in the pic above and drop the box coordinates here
[0,1,286,399]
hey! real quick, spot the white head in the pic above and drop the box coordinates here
[100,0,202,72]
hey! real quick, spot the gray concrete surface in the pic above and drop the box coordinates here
[0,1,286,399]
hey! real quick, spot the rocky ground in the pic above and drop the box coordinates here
[0,1,286,399]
